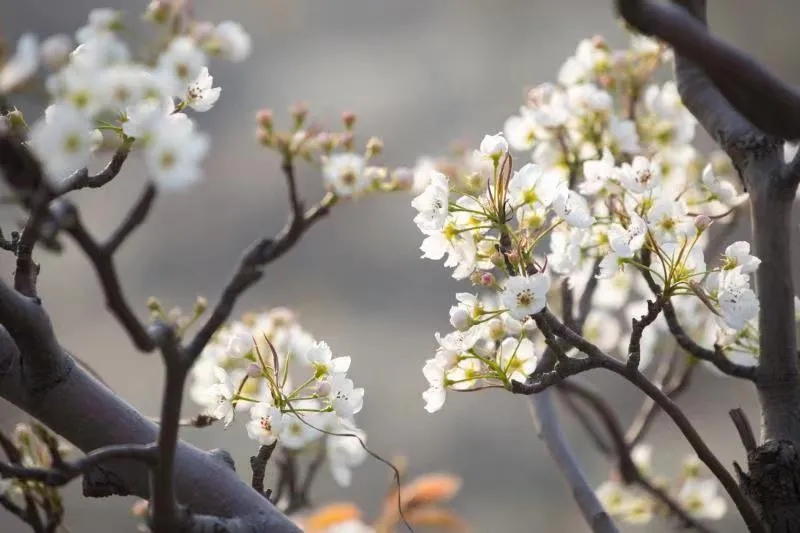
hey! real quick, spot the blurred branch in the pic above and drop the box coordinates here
[626,350,695,447]
[185,156,334,364]
[528,389,619,533]
[616,0,799,144]
[512,308,763,532]
[560,380,714,533]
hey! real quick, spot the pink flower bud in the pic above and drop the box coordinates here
[694,215,713,232]
[256,109,273,130]
[341,111,357,129]
[246,363,262,378]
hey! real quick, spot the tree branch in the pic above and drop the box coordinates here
[616,0,800,143]
[185,158,333,364]
[528,390,619,533]
[56,142,133,195]
[560,379,714,532]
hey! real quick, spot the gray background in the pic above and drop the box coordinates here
[1,1,799,532]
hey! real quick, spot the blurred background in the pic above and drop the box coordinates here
[2,1,800,531]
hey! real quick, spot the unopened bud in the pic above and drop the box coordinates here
[246,363,262,378]
[144,0,172,24]
[290,102,308,128]
[480,272,496,287]
[256,109,273,131]
[365,136,383,157]
[341,111,357,130]
[694,215,712,232]
[6,108,25,129]
[193,21,217,45]
[194,296,208,316]
[392,167,414,190]
[146,297,162,312]
[89,129,104,152]
[449,306,471,331]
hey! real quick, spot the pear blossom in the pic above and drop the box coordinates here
[548,228,583,275]
[28,104,94,181]
[411,170,449,232]
[323,152,370,197]
[722,241,761,274]
[609,116,641,153]
[501,274,550,319]
[280,406,325,450]
[155,36,207,97]
[717,266,759,330]
[214,21,252,62]
[208,367,236,427]
[580,149,615,195]
[617,156,660,194]
[328,374,364,419]
[40,34,72,70]
[0,33,39,93]
[76,8,122,43]
[246,402,285,445]
[305,341,351,377]
[678,479,727,520]
[478,133,508,161]
[448,358,484,389]
[422,360,447,413]
[326,423,367,487]
[553,188,594,228]
[583,310,621,352]
[608,214,647,257]
[184,67,221,112]
[702,164,742,205]
[143,113,210,189]
[504,109,539,151]
[496,337,537,384]
[508,163,561,209]
[449,306,471,331]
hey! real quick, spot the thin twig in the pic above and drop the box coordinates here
[105,184,157,254]
[185,158,334,364]
[0,444,158,486]
[56,142,133,195]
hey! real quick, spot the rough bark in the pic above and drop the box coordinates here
[0,326,300,533]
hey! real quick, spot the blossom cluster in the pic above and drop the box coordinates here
[411,34,764,414]
[188,307,367,487]
[596,445,726,524]
[0,8,249,189]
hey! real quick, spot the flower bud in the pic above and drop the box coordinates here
[392,167,414,190]
[290,102,308,128]
[6,108,25,129]
[89,129,104,152]
[144,0,173,24]
[449,306,471,331]
[256,109,273,131]
[257,128,273,147]
[365,136,383,158]
[194,296,208,316]
[694,214,712,233]
[146,296,162,312]
[341,111,357,130]
[246,363,262,378]
[479,272,496,287]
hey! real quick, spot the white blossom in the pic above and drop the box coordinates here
[328,374,364,419]
[0,34,39,93]
[496,337,537,384]
[214,21,252,62]
[28,104,93,181]
[579,149,615,195]
[306,341,351,377]
[246,402,285,445]
[143,113,210,190]
[501,274,550,319]
[184,67,221,112]
[155,36,206,97]
[678,479,727,520]
[478,133,508,161]
[717,266,759,330]
[553,188,594,228]
[616,156,660,194]
[323,153,370,197]
[723,241,761,274]
[326,423,367,487]
[411,170,449,232]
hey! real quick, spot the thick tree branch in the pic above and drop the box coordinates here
[616,0,800,143]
